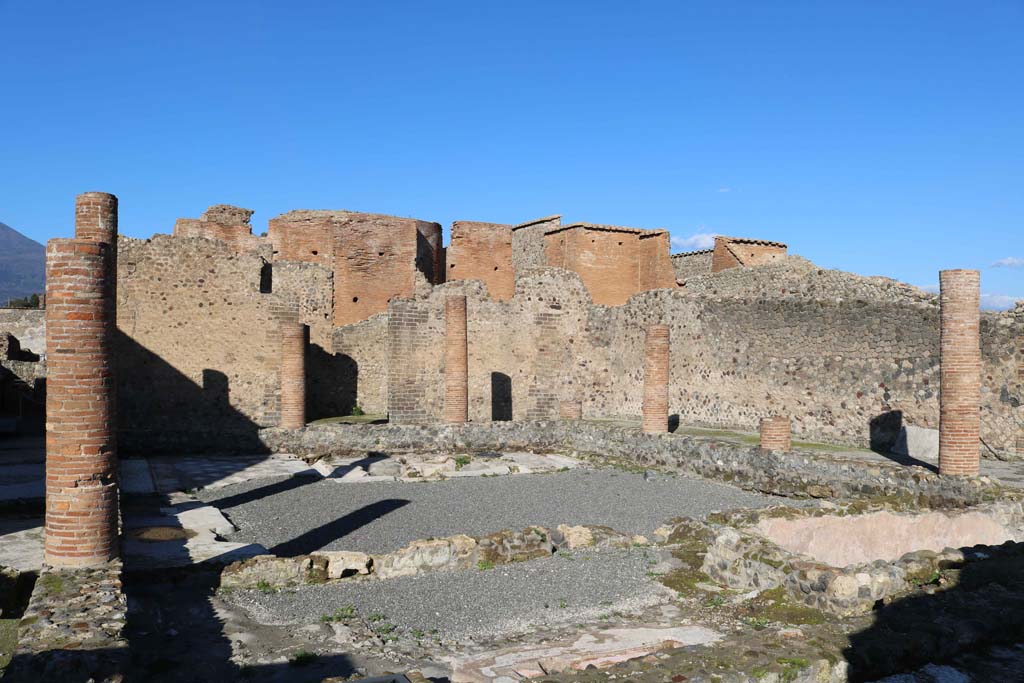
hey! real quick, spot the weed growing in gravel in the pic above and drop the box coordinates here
[704,595,727,608]
[255,581,276,594]
[411,629,425,639]
[477,560,495,571]
[744,616,771,630]
[558,599,568,609]
[320,605,356,623]
[289,651,316,666]
[367,613,387,622]
[454,455,472,470]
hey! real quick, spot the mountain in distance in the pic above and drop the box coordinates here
[0,221,45,305]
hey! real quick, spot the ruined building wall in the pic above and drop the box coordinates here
[446,221,515,300]
[333,212,442,326]
[511,216,560,275]
[0,309,45,355]
[671,250,713,281]
[267,211,335,266]
[173,205,263,254]
[638,232,676,292]
[271,261,334,348]
[386,273,589,424]
[115,235,287,451]
[375,263,1021,457]
[332,314,388,416]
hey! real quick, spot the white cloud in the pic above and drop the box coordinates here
[992,257,1024,268]
[980,293,1023,310]
[671,233,717,251]
[919,284,1021,311]
[717,187,731,193]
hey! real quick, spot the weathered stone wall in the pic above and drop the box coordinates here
[446,221,514,300]
[374,263,1021,457]
[271,260,334,348]
[511,216,559,275]
[115,235,286,451]
[671,250,713,282]
[332,314,387,415]
[0,308,45,355]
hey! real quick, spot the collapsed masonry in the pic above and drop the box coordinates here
[1,196,1021,464]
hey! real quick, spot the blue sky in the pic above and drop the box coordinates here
[1,1,1021,307]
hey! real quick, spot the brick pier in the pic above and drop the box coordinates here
[559,400,582,420]
[44,238,118,567]
[444,295,468,423]
[641,325,670,434]
[938,269,981,476]
[760,416,791,452]
[280,322,307,429]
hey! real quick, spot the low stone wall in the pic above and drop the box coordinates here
[685,500,1024,616]
[260,421,1008,507]
[4,562,127,682]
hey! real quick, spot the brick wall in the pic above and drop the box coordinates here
[446,221,514,300]
[333,212,442,326]
[711,237,787,273]
[760,416,792,452]
[173,205,263,254]
[267,210,336,267]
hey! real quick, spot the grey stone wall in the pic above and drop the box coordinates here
[0,308,45,356]
[671,250,712,281]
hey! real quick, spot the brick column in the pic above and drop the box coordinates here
[641,325,670,434]
[939,269,981,476]
[444,295,468,423]
[44,239,118,567]
[559,400,582,421]
[280,322,307,429]
[75,192,118,287]
[760,416,791,452]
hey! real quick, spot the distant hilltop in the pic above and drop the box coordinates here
[0,221,45,305]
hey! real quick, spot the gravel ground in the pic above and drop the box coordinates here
[226,546,673,640]
[199,468,792,555]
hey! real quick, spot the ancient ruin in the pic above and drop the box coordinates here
[1,192,1023,683]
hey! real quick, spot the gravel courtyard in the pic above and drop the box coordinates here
[199,467,792,555]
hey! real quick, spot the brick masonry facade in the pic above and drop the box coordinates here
[44,238,118,567]
[641,325,670,433]
[938,269,981,476]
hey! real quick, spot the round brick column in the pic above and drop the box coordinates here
[75,192,118,283]
[280,322,307,429]
[939,269,981,476]
[559,400,582,421]
[44,239,118,567]
[760,416,791,452]
[444,295,468,423]
[641,325,670,434]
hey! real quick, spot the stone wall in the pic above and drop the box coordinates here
[374,263,1022,456]
[173,205,263,254]
[115,235,287,451]
[671,250,712,282]
[0,308,45,355]
[332,313,388,415]
[511,216,559,275]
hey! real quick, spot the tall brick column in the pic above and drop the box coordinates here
[44,240,118,567]
[641,325,670,434]
[75,192,118,285]
[939,269,981,476]
[760,416,791,452]
[444,295,468,423]
[280,322,307,429]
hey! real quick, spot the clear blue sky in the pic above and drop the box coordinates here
[2,1,1021,307]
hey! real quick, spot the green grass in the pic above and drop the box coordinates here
[255,580,276,594]
[320,605,356,623]
[288,651,316,666]
[454,455,472,470]
[477,559,495,571]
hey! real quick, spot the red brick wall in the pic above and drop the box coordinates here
[45,239,118,567]
[711,238,743,273]
[447,221,514,300]
[174,205,262,253]
[938,269,981,476]
[711,238,787,273]
[267,211,335,266]
[333,213,442,326]
[638,232,676,291]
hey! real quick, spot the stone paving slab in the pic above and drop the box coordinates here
[148,454,320,494]
[0,518,42,571]
[313,451,586,484]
